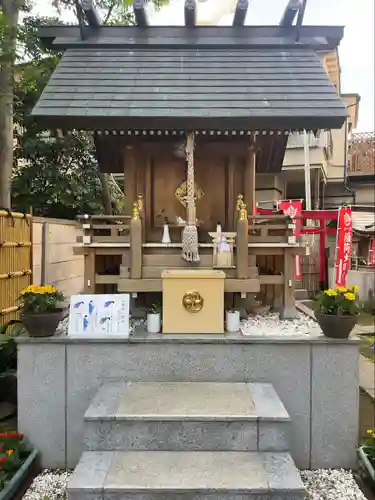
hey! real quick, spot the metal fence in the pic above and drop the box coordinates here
[0,210,32,326]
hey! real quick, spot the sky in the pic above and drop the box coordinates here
[34,0,374,132]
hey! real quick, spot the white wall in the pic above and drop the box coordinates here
[33,218,83,298]
[329,267,375,300]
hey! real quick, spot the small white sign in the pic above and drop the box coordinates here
[68,294,130,337]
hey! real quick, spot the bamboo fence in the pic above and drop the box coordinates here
[0,210,32,326]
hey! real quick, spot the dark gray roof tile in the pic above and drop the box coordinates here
[32,47,347,130]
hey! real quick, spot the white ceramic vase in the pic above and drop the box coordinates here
[147,312,161,334]
[226,310,240,333]
[162,224,171,244]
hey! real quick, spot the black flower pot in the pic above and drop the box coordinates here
[315,313,357,339]
[21,309,65,338]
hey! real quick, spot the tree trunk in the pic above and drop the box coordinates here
[0,0,19,210]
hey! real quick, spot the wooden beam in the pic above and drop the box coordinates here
[244,134,256,217]
[295,0,308,41]
[80,0,101,27]
[117,278,260,293]
[124,145,137,207]
[133,0,149,27]
[84,249,96,293]
[279,0,301,26]
[233,0,249,27]
[236,216,249,279]
[184,0,196,27]
[280,248,298,319]
[130,216,143,279]
[227,156,235,230]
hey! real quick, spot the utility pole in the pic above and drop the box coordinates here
[303,130,312,211]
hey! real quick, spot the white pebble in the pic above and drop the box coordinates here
[22,469,367,499]
[55,317,145,336]
[22,470,72,499]
[240,312,322,337]
[301,469,367,499]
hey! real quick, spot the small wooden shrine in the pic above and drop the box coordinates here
[32,0,348,320]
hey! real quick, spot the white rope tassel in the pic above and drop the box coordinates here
[181,132,200,262]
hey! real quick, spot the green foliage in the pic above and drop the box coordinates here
[364,429,375,459]
[9,0,170,218]
[148,302,161,314]
[0,320,25,374]
[314,285,360,316]
[0,431,27,491]
[51,0,169,25]
[19,284,65,313]
[12,129,104,218]
[11,16,104,217]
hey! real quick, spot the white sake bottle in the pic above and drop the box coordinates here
[162,223,171,244]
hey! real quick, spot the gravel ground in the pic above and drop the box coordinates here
[22,470,71,500]
[301,469,368,499]
[56,312,322,337]
[22,469,368,499]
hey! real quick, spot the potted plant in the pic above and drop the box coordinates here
[19,285,65,338]
[226,309,240,333]
[0,431,39,500]
[147,303,161,334]
[358,429,375,486]
[314,285,360,339]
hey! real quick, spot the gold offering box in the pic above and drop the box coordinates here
[162,269,225,334]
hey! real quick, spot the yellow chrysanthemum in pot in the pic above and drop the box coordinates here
[19,284,65,338]
[314,285,360,339]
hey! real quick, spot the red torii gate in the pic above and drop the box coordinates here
[256,207,339,287]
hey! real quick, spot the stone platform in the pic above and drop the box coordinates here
[16,332,359,470]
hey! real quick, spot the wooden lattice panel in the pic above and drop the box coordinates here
[348,132,375,175]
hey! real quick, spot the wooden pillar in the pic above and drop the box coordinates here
[244,136,256,215]
[137,193,145,241]
[280,248,298,319]
[236,199,248,278]
[84,249,96,293]
[227,156,235,230]
[130,202,142,279]
[124,145,136,209]
[144,155,152,239]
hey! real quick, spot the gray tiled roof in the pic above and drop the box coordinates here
[32,47,347,129]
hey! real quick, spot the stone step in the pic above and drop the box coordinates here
[84,382,290,452]
[67,450,305,500]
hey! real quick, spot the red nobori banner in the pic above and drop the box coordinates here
[279,200,303,280]
[335,206,353,287]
